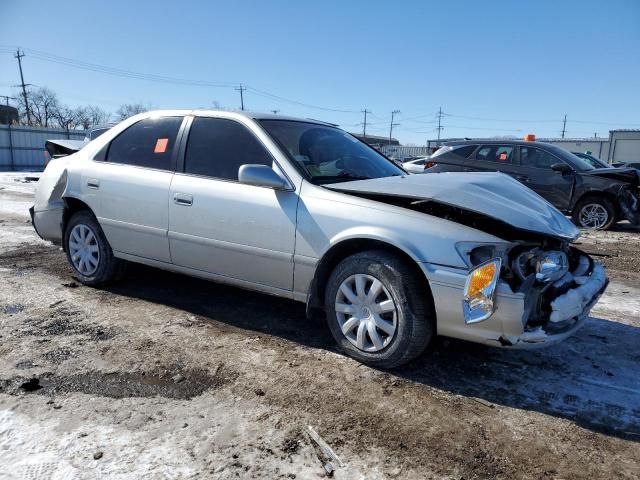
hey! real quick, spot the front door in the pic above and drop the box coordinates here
[168,116,298,292]
[517,146,574,211]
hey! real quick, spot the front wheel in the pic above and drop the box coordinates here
[324,250,434,368]
[64,211,124,286]
[572,197,616,230]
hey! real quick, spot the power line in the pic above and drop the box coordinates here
[14,49,32,125]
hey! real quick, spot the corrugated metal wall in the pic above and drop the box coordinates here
[0,125,87,171]
[378,145,431,159]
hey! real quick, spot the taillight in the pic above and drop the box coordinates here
[424,161,437,169]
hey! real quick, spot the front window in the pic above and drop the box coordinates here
[259,120,405,184]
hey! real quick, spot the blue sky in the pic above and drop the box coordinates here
[1,0,639,144]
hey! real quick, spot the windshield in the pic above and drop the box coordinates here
[573,152,609,169]
[259,120,405,184]
[545,144,595,172]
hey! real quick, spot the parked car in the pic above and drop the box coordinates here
[613,161,640,170]
[31,111,608,367]
[402,156,434,174]
[44,124,116,167]
[427,140,640,230]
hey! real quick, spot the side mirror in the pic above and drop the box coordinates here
[551,163,573,174]
[238,164,289,190]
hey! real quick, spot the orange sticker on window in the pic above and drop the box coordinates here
[154,138,169,153]
[499,152,508,161]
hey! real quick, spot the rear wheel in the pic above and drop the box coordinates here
[64,211,124,285]
[324,250,434,368]
[572,196,616,230]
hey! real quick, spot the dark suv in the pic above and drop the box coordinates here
[427,140,639,230]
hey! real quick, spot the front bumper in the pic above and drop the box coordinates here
[421,258,608,348]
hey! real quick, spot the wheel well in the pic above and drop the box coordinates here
[572,191,618,214]
[307,238,434,315]
[61,197,94,249]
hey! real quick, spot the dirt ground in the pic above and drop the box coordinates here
[1,175,639,479]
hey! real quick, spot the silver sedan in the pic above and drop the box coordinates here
[31,110,608,367]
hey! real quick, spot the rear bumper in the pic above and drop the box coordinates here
[421,259,608,349]
[30,205,64,245]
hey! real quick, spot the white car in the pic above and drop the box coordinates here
[31,110,608,367]
[402,157,433,174]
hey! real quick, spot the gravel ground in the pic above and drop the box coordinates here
[0,177,639,479]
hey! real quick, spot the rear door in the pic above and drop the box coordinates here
[464,144,521,178]
[168,115,298,292]
[83,116,185,262]
[516,145,574,210]
[431,144,478,172]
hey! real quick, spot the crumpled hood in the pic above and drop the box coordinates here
[328,172,580,241]
[582,167,639,185]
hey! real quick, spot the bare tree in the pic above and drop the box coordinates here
[74,105,111,129]
[116,103,147,120]
[86,105,111,126]
[53,105,77,130]
[16,87,60,127]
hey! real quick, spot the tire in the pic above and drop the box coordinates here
[63,210,125,286]
[324,250,434,368]
[572,196,616,230]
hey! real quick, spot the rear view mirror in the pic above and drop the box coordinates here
[551,163,573,174]
[238,164,289,190]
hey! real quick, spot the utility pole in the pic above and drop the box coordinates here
[436,107,444,141]
[389,110,400,146]
[235,84,246,111]
[270,109,279,115]
[0,95,15,105]
[14,50,32,125]
[561,114,567,138]
[361,109,370,137]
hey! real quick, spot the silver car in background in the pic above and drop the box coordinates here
[31,110,608,367]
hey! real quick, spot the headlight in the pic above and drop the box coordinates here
[463,258,501,324]
[535,251,568,283]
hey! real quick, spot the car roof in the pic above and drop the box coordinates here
[444,139,550,147]
[140,109,337,127]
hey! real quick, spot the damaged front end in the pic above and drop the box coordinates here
[495,244,608,347]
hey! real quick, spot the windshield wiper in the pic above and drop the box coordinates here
[313,173,372,184]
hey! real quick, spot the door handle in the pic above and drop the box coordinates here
[516,175,529,182]
[173,193,193,206]
[87,178,100,189]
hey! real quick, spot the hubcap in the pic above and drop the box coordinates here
[579,203,609,229]
[68,224,100,276]
[335,273,397,352]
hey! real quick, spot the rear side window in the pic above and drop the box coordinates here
[184,117,273,180]
[520,146,560,169]
[106,117,182,170]
[451,145,478,159]
[475,145,514,164]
